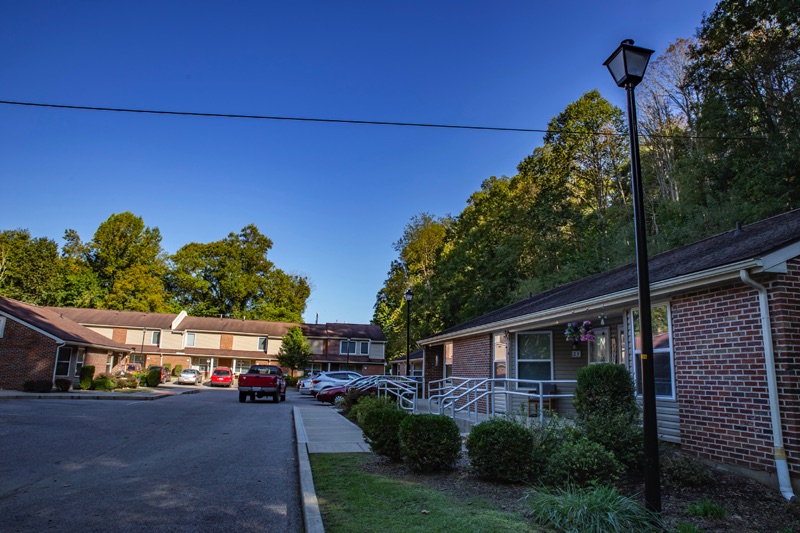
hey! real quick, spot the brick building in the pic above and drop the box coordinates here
[419,208,800,497]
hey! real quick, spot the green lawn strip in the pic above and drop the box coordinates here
[309,453,536,533]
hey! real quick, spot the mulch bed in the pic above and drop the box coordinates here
[361,454,800,532]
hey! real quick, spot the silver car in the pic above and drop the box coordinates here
[310,371,362,396]
[177,368,203,385]
[298,373,319,395]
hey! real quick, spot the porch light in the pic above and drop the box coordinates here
[604,39,660,513]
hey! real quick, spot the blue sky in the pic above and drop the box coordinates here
[0,1,718,325]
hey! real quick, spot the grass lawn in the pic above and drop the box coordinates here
[309,453,536,532]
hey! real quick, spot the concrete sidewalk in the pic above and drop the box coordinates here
[294,403,370,533]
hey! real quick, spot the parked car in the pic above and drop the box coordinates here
[316,376,378,405]
[210,367,233,387]
[177,368,203,385]
[310,371,363,396]
[119,363,142,375]
[147,365,171,383]
[298,373,319,395]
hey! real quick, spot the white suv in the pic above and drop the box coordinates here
[310,371,363,396]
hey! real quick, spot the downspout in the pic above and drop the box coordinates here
[740,269,795,500]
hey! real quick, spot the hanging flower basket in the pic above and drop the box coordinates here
[564,321,595,343]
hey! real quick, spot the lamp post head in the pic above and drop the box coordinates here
[404,289,413,302]
[604,39,654,88]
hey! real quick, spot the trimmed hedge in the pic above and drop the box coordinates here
[466,418,535,483]
[79,365,95,390]
[361,406,408,462]
[399,414,461,473]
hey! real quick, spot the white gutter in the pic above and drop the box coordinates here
[740,269,795,500]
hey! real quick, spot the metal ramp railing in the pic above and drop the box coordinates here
[427,377,577,424]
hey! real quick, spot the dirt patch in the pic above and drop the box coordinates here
[361,454,800,532]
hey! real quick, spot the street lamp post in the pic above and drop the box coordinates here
[404,289,413,377]
[604,39,661,513]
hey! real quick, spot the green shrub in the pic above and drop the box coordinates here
[146,368,161,387]
[466,418,535,483]
[173,364,183,376]
[674,523,704,533]
[54,378,72,392]
[573,363,642,469]
[348,395,398,425]
[91,374,116,391]
[542,437,622,487]
[361,406,409,461]
[126,375,139,388]
[284,375,299,387]
[137,371,149,386]
[23,380,53,393]
[661,448,710,487]
[79,365,95,390]
[528,413,581,478]
[399,414,461,473]
[686,498,728,519]
[528,485,664,533]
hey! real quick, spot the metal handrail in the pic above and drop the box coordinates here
[428,377,577,421]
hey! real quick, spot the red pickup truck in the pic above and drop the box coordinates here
[238,365,287,403]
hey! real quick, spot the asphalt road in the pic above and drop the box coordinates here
[0,387,303,533]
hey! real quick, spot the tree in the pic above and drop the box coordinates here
[57,229,103,308]
[87,212,169,312]
[684,0,800,220]
[0,229,62,305]
[277,326,313,377]
[167,224,310,321]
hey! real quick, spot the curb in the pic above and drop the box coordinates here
[0,388,200,401]
[294,407,325,533]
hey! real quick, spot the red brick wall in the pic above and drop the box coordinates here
[0,318,58,390]
[673,261,800,481]
[220,334,233,351]
[424,345,445,399]
[453,335,492,412]
[112,328,126,343]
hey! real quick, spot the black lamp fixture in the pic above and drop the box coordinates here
[404,289,413,377]
[604,39,661,513]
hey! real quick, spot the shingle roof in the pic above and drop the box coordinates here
[430,208,800,339]
[176,316,296,336]
[302,323,387,341]
[0,298,131,350]
[48,307,178,329]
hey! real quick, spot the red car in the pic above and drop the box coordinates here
[316,376,378,405]
[210,367,233,387]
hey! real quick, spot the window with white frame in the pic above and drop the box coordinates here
[74,350,85,377]
[186,332,196,347]
[516,332,552,387]
[151,330,160,346]
[340,340,357,354]
[258,337,267,351]
[55,346,72,376]
[359,341,369,355]
[235,360,251,374]
[631,304,674,398]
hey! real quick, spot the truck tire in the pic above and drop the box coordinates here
[239,391,247,403]
[273,392,280,403]
[281,391,286,402]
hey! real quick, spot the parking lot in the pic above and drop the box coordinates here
[0,387,303,533]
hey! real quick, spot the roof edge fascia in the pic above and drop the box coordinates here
[421,258,760,345]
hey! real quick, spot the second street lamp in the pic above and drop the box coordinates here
[404,289,413,377]
[604,38,660,513]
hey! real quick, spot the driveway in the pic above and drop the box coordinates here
[0,386,302,533]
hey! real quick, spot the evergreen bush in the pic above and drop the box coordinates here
[126,375,139,388]
[91,374,116,391]
[399,414,461,473]
[54,378,72,392]
[361,406,408,461]
[79,365,95,390]
[348,395,398,425]
[573,363,642,469]
[661,449,711,487]
[173,364,183,376]
[542,437,622,487]
[465,418,535,483]
[146,368,161,387]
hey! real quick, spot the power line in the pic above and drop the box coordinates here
[0,99,766,142]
